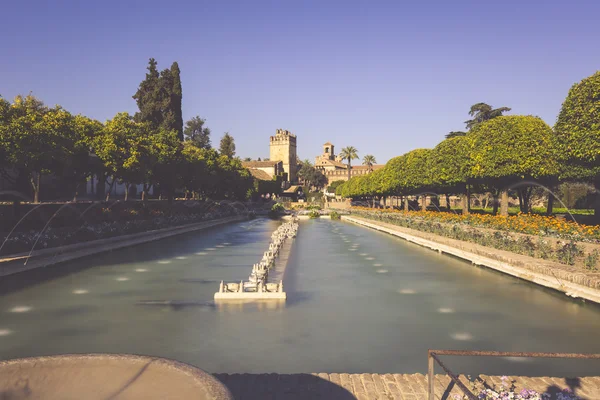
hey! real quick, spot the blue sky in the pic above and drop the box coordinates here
[1,1,599,164]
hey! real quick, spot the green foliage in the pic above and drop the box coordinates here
[0,95,86,202]
[556,241,582,266]
[308,209,320,218]
[554,71,600,181]
[297,159,327,190]
[362,154,376,171]
[132,58,183,140]
[464,102,511,131]
[184,116,211,149]
[584,250,599,270]
[219,132,236,158]
[271,203,285,212]
[468,116,559,184]
[428,136,469,191]
[327,180,345,193]
[340,146,359,180]
[329,210,341,220]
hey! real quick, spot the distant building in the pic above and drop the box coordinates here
[314,142,383,183]
[269,129,297,183]
[241,160,284,180]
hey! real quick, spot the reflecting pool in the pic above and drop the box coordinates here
[1,218,599,376]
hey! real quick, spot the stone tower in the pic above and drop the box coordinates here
[322,142,335,160]
[269,129,297,183]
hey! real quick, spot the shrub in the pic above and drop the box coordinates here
[271,203,285,212]
[308,210,320,219]
[329,211,341,220]
[584,250,599,270]
[556,241,582,265]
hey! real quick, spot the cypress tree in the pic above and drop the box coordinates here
[170,62,183,141]
[132,58,161,128]
[133,58,183,141]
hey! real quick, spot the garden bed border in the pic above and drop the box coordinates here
[343,216,600,304]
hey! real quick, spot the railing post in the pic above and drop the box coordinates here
[428,350,435,400]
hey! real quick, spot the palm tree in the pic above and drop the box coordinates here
[362,154,376,172]
[339,146,359,181]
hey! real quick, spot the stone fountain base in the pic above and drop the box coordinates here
[0,354,232,400]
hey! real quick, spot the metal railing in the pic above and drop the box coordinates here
[427,349,600,400]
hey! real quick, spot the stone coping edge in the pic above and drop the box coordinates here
[0,215,246,277]
[343,216,600,304]
[0,353,233,400]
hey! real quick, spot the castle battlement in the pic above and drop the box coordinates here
[270,129,297,143]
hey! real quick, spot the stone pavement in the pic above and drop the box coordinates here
[214,373,600,399]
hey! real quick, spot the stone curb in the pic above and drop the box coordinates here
[343,216,600,304]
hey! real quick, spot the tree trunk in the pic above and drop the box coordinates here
[546,192,554,216]
[124,183,130,201]
[467,185,471,212]
[347,162,351,181]
[446,194,451,211]
[492,193,499,215]
[105,178,116,202]
[421,195,427,211]
[483,195,489,210]
[96,173,106,200]
[30,172,41,203]
[461,192,469,215]
[73,182,78,202]
[500,190,509,216]
[403,196,409,211]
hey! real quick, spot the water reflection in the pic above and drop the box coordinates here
[0,218,599,377]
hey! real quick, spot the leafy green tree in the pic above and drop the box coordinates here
[327,180,345,193]
[219,132,236,158]
[467,115,559,214]
[339,146,359,181]
[132,58,162,128]
[66,115,103,201]
[465,102,512,131]
[184,116,211,149]
[0,95,80,203]
[445,131,466,139]
[297,159,326,190]
[362,154,376,172]
[445,103,511,138]
[169,62,184,141]
[428,137,470,212]
[92,113,153,201]
[148,127,183,202]
[133,58,184,140]
[554,71,600,217]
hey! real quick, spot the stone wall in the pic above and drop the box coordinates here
[269,129,297,182]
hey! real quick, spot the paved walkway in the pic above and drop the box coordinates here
[214,373,600,399]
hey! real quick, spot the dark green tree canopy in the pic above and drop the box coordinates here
[133,59,183,140]
[184,116,211,149]
[465,102,512,131]
[554,71,600,181]
[219,132,236,158]
[446,102,511,138]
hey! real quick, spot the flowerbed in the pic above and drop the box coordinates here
[351,208,600,269]
[454,375,580,400]
[0,208,239,257]
[352,207,600,242]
